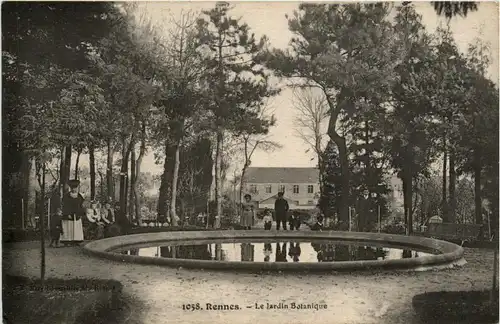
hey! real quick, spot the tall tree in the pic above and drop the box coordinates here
[259,3,407,222]
[383,5,443,233]
[156,10,208,226]
[196,1,278,227]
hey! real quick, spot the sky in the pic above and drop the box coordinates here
[80,1,500,177]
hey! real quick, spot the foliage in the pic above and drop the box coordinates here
[431,2,478,18]
[195,2,280,227]
[318,140,342,218]
[382,223,407,235]
[258,3,409,222]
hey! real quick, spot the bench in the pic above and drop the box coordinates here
[421,223,483,246]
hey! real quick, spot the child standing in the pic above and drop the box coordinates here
[263,209,273,230]
[49,208,63,247]
[289,211,301,230]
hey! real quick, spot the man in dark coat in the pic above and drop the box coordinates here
[274,191,289,230]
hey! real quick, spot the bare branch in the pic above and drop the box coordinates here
[291,87,330,158]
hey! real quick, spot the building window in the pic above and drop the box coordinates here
[307,185,314,194]
[265,185,272,193]
[250,185,257,194]
[293,185,299,194]
[278,185,285,193]
[308,200,314,205]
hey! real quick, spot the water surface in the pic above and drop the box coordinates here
[116,239,438,263]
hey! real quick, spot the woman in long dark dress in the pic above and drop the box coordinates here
[60,179,85,245]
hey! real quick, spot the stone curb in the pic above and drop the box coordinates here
[83,230,465,273]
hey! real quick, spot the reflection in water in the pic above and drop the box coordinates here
[402,249,412,259]
[241,243,255,261]
[288,242,301,262]
[263,243,272,262]
[119,241,436,263]
[276,242,288,262]
[215,243,222,261]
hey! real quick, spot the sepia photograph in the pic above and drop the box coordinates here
[2,1,499,324]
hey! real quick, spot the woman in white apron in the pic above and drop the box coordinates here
[60,179,85,245]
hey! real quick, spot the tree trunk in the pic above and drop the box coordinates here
[58,146,66,207]
[329,131,350,223]
[106,139,114,202]
[474,147,482,226]
[74,149,81,180]
[64,145,72,182]
[89,146,96,200]
[129,147,136,221]
[134,125,147,226]
[214,131,223,228]
[442,149,448,221]
[158,140,173,221]
[239,166,247,214]
[170,139,181,226]
[402,141,414,235]
[449,151,456,223]
[402,169,413,235]
[119,137,127,220]
[21,153,32,229]
[40,161,46,289]
[98,171,104,201]
[119,135,134,222]
[362,118,370,229]
[316,133,324,195]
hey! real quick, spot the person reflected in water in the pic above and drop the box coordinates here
[288,242,301,262]
[241,243,255,261]
[311,241,325,262]
[241,194,255,230]
[160,246,173,258]
[275,242,288,262]
[375,247,387,260]
[263,242,272,262]
[402,249,413,259]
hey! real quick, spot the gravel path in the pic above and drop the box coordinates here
[3,241,494,324]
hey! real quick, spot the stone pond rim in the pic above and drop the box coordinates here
[82,230,465,272]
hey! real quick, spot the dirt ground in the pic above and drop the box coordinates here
[3,241,495,324]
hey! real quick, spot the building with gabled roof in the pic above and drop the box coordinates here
[242,167,320,210]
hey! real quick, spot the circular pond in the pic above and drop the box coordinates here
[83,230,465,272]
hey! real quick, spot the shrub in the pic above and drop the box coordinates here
[382,223,407,234]
[412,290,499,324]
[327,221,349,231]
